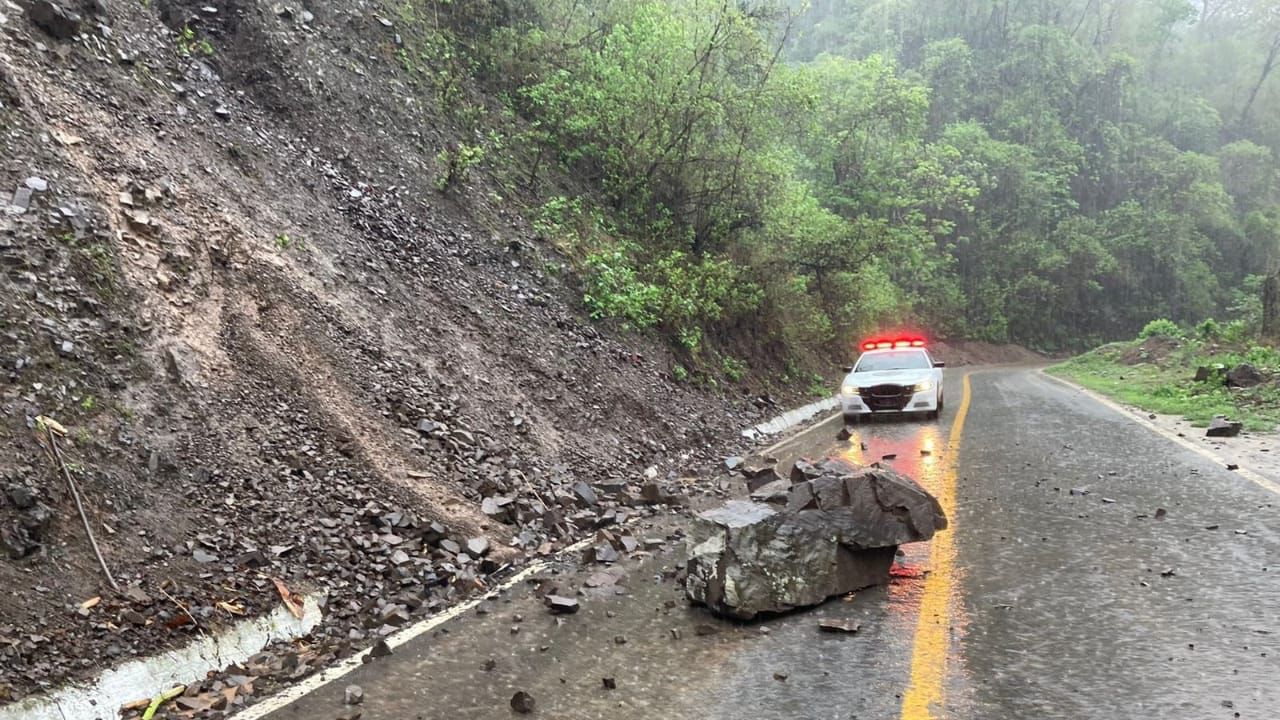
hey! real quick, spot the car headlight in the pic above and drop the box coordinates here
[912,380,934,392]
[841,385,861,395]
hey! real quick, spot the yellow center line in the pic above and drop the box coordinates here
[900,373,972,720]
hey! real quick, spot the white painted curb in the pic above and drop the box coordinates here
[2,596,324,720]
[742,396,839,440]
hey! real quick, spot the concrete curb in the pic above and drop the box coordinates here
[742,396,839,440]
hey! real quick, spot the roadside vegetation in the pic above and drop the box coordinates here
[1050,318,1280,431]
[393,0,1280,387]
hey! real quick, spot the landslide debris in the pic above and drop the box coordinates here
[0,0,779,706]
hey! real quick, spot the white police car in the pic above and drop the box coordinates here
[840,339,945,421]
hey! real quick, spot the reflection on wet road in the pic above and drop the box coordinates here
[263,368,1280,720]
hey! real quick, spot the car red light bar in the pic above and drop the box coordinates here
[861,338,926,351]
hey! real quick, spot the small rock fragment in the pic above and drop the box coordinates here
[546,595,579,614]
[344,685,364,705]
[1207,416,1243,438]
[817,619,861,633]
[510,691,536,714]
[466,537,490,556]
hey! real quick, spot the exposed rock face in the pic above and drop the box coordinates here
[686,457,946,619]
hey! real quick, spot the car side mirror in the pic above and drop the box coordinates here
[934,361,946,368]
[842,365,854,373]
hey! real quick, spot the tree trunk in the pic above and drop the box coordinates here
[1240,29,1280,130]
[1262,270,1280,338]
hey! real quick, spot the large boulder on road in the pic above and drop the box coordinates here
[685,457,947,619]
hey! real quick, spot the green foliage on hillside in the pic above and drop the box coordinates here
[399,0,1280,372]
[1049,326,1280,431]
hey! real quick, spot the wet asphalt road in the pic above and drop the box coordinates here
[261,368,1280,720]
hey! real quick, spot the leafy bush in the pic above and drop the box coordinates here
[176,25,214,58]
[1221,319,1253,345]
[1195,318,1220,340]
[434,143,486,191]
[721,356,747,383]
[582,245,761,351]
[582,249,663,329]
[1138,318,1183,340]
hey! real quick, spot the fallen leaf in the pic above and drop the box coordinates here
[120,698,151,712]
[164,614,194,630]
[216,600,246,616]
[272,578,304,619]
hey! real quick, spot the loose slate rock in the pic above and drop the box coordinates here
[1206,416,1243,438]
[818,619,861,633]
[546,595,579,614]
[466,537,490,556]
[571,481,598,507]
[510,691,536,714]
[344,685,364,705]
[28,0,81,39]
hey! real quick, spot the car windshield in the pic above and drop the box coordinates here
[855,350,932,372]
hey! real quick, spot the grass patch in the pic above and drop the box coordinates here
[1048,339,1280,432]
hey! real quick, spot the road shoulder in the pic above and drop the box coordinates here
[1038,370,1280,496]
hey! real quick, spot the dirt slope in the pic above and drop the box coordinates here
[0,0,773,703]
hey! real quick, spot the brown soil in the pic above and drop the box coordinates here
[0,0,784,705]
[1118,335,1183,366]
[929,340,1046,367]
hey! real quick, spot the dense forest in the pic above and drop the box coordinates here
[411,0,1280,359]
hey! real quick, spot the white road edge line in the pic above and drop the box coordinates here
[235,533,595,719]
[1038,370,1280,497]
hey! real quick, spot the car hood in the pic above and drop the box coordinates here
[843,369,934,387]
